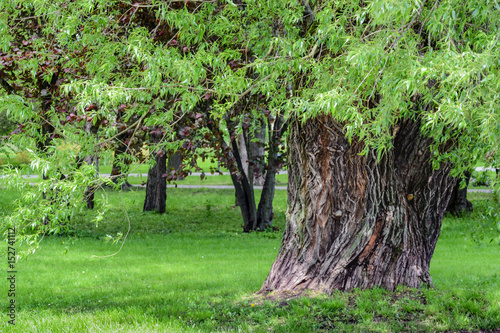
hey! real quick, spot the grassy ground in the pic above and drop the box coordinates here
[122,173,289,186]
[18,168,288,187]
[0,188,499,332]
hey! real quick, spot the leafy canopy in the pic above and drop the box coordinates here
[1,0,500,245]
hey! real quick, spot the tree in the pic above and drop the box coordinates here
[143,128,167,213]
[260,1,500,292]
[109,105,136,190]
[2,0,499,292]
[200,99,287,231]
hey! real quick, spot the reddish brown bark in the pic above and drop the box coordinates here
[261,116,456,293]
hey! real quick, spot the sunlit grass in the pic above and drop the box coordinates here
[18,171,289,188]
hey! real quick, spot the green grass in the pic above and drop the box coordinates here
[62,188,287,237]
[98,163,151,175]
[20,171,288,187]
[98,158,229,176]
[0,190,499,332]
[124,173,288,186]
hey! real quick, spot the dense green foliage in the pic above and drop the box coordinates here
[1,0,500,243]
[0,111,16,136]
[0,189,499,332]
[1,2,500,329]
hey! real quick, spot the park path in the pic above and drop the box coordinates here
[2,168,496,193]
[140,184,491,192]
[5,166,497,180]
[2,171,244,179]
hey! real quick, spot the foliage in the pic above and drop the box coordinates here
[0,110,16,136]
[1,0,500,248]
[470,170,494,187]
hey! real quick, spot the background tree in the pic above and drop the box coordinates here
[143,127,167,213]
[206,100,287,231]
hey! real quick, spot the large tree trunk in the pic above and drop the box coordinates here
[261,116,456,293]
[143,133,167,213]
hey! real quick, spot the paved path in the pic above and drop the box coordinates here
[3,168,496,193]
[1,171,263,179]
[466,188,494,193]
[108,183,492,193]
[3,166,494,180]
[159,185,493,192]
[475,167,498,172]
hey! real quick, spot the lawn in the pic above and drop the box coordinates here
[17,169,289,187]
[0,188,499,332]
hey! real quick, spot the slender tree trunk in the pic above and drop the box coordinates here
[235,125,266,206]
[256,169,276,229]
[251,124,266,186]
[204,108,283,232]
[261,116,456,293]
[446,170,473,216]
[143,133,167,213]
[37,81,59,223]
[235,133,250,207]
[238,132,250,180]
[256,116,287,230]
[83,120,100,209]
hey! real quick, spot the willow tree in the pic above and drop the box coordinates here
[2,0,499,291]
[260,0,500,292]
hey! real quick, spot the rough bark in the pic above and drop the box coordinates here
[250,124,266,186]
[235,125,266,206]
[261,116,456,293]
[143,133,167,213]
[446,171,473,216]
[229,136,258,231]
[256,116,287,229]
